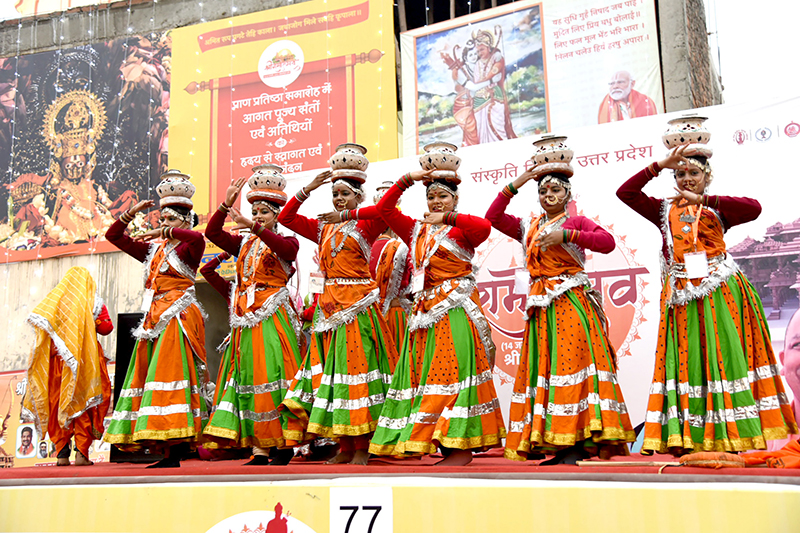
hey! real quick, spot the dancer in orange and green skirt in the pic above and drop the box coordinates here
[370,181,412,353]
[202,165,303,465]
[617,116,797,454]
[104,170,210,468]
[278,144,398,465]
[370,145,506,466]
[486,136,634,464]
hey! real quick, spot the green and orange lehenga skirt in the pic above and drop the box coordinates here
[104,310,209,450]
[642,271,798,454]
[203,305,303,449]
[369,306,506,455]
[280,304,397,443]
[504,286,635,461]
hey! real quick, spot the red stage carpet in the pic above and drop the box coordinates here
[2,448,799,485]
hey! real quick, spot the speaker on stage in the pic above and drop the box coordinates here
[110,312,162,464]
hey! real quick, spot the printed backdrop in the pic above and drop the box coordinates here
[0,35,171,262]
[1,97,797,468]
[275,96,800,428]
[401,0,663,154]
[169,0,398,217]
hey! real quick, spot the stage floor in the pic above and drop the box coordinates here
[2,448,799,486]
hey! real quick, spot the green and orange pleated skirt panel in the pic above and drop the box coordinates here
[643,272,798,455]
[280,304,398,443]
[370,306,506,456]
[384,306,408,356]
[504,287,635,461]
[104,308,209,450]
[203,306,303,449]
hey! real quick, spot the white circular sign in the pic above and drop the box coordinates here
[258,40,305,88]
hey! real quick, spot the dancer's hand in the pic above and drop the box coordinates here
[224,177,247,207]
[409,169,435,181]
[317,211,343,223]
[667,187,702,207]
[512,168,539,190]
[535,230,564,252]
[229,207,253,229]
[658,145,691,171]
[305,170,332,192]
[129,199,155,215]
[422,212,445,225]
[133,228,162,242]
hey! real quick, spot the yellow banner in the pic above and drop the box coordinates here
[170,0,398,218]
[1,478,799,532]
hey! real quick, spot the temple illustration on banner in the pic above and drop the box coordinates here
[729,218,800,320]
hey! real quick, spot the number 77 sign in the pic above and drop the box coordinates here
[330,487,393,533]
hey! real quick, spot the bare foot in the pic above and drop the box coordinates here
[326,451,355,464]
[349,449,370,465]
[56,457,70,467]
[74,451,93,466]
[434,449,472,466]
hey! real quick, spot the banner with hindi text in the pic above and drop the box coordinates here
[400,0,663,155]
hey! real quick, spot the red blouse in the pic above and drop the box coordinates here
[375,180,491,250]
[106,219,206,271]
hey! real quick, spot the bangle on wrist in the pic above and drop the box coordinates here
[219,202,231,213]
[507,182,518,195]
[398,174,414,189]
[296,187,310,202]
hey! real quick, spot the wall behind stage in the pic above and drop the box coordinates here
[270,96,800,427]
[169,0,398,218]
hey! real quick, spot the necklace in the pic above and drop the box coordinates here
[158,242,178,273]
[679,209,697,233]
[328,220,356,258]
[241,236,266,282]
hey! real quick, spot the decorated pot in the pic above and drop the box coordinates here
[248,164,286,192]
[662,115,711,149]
[419,142,462,173]
[157,169,195,208]
[531,135,574,166]
[329,143,369,172]
[530,162,574,181]
[246,164,288,205]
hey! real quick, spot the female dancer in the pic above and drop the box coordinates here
[370,181,412,353]
[617,123,798,454]
[279,144,397,465]
[369,166,506,466]
[104,170,209,468]
[486,138,634,463]
[22,266,113,466]
[203,167,303,465]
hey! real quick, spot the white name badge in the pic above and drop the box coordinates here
[684,251,709,279]
[411,270,425,294]
[514,269,531,295]
[140,289,155,312]
[309,271,326,294]
[246,285,255,308]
